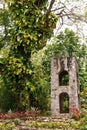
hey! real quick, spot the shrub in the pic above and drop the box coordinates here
[0,122,15,130]
[70,106,80,120]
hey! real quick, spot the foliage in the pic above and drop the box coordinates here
[0,122,15,130]
[0,109,40,119]
[0,0,57,111]
[80,86,87,113]
[27,119,82,129]
[70,106,80,120]
[13,118,21,125]
[27,121,70,129]
[0,119,80,129]
[30,50,51,111]
[0,86,16,112]
[80,115,87,130]
[78,86,87,129]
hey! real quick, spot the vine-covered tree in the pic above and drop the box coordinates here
[0,0,57,111]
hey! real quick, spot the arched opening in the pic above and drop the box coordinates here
[59,70,69,86]
[59,93,69,113]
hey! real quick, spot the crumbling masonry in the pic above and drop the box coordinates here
[51,56,80,116]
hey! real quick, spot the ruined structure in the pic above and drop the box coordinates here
[51,56,80,116]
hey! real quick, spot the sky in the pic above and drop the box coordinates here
[52,0,87,43]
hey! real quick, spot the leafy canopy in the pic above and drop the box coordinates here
[0,0,57,111]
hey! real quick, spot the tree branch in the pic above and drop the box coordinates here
[46,0,55,23]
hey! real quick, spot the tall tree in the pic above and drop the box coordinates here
[0,0,57,111]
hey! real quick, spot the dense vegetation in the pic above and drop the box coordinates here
[0,87,87,129]
[0,0,57,112]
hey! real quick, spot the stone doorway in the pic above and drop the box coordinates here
[59,92,69,113]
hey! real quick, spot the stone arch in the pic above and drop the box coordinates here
[59,70,69,86]
[59,92,69,113]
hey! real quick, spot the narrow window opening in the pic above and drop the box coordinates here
[59,71,69,86]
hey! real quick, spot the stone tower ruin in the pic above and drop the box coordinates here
[51,56,80,116]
